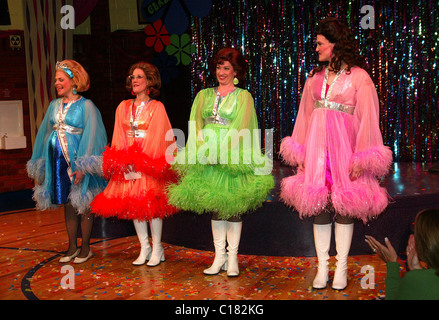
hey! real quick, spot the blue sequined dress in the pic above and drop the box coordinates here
[27,97,108,214]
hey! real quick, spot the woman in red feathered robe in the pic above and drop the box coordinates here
[91,62,177,267]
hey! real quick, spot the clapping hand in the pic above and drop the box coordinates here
[406,235,422,270]
[365,235,398,263]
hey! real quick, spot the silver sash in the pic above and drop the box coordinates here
[314,100,355,115]
[52,122,84,135]
[204,116,231,127]
[54,98,82,181]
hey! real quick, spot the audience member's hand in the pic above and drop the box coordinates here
[365,235,398,263]
[406,234,422,270]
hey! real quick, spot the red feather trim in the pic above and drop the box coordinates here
[102,143,177,182]
[102,146,128,180]
[91,189,178,221]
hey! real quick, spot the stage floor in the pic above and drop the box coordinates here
[0,162,437,301]
[0,207,387,301]
[274,161,439,199]
[160,162,439,257]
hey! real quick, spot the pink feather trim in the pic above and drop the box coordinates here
[350,145,393,177]
[332,182,390,223]
[280,174,329,218]
[279,136,305,167]
[281,175,390,223]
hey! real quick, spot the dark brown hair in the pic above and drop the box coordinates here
[125,62,161,99]
[310,17,368,76]
[210,47,247,84]
[414,208,439,276]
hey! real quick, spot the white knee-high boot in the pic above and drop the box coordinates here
[226,221,242,277]
[147,218,165,267]
[332,222,354,290]
[312,223,332,289]
[204,220,228,275]
[132,219,151,265]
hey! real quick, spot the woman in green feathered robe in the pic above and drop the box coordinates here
[167,48,274,277]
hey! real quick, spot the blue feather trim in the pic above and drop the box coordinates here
[68,185,103,215]
[75,155,103,176]
[26,158,46,184]
[32,185,57,211]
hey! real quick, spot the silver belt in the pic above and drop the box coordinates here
[126,130,146,138]
[52,123,83,135]
[314,100,355,115]
[204,116,231,127]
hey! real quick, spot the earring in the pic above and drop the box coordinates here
[233,77,239,85]
[131,90,136,96]
[146,90,150,95]
[73,86,77,95]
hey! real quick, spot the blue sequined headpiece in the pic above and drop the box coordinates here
[56,61,74,79]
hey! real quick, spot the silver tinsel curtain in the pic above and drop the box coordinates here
[190,0,439,162]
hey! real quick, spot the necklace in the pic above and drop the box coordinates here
[63,95,80,104]
[212,86,236,118]
[130,99,151,130]
[58,96,82,123]
[321,67,346,100]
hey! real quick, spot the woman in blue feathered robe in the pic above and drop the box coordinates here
[26,60,107,263]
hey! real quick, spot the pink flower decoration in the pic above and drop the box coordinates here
[144,19,170,52]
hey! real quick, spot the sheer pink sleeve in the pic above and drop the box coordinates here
[350,70,392,177]
[280,78,314,166]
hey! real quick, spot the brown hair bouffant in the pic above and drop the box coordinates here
[414,208,439,276]
[311,17,368,76]
[57,60,90,92]
[210,47,248,84]
[125,62,161,99]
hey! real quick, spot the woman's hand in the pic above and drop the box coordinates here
[124,164,135,174]
[406,235,422,270]
[365,235,398,263]
[349,165,363,181]
[70,170,85,185]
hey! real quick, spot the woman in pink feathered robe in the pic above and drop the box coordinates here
[280,17,393,290]
[280,66,392,222]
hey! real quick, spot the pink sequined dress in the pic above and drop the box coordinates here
[280,67,393,223]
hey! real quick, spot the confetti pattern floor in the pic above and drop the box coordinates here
[0,207,391,301]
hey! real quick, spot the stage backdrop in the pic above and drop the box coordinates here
[188,0,438,162]
[23,0,73,146]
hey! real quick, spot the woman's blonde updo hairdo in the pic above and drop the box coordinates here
[57,60,90,92]
[126,62,161,99]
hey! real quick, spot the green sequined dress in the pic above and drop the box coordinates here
[167,87,274,220]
